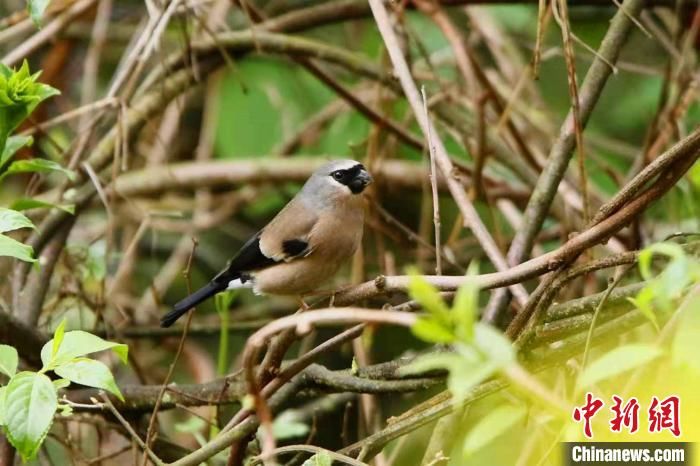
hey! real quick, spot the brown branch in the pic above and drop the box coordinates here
[483,0,647,324]
[368,0,530,307]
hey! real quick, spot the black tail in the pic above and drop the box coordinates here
[161,281,225,327]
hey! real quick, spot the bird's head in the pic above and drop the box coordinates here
[305,159,373,203]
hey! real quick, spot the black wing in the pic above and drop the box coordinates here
[212,233,278,285]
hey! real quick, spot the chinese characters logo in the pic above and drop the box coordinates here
[572,393,681,438]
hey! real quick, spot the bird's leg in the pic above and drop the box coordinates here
[297,296,310,311]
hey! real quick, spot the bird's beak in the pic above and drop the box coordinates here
[349,168,373,194]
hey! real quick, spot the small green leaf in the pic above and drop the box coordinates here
[52,379,70,390]
[411,317,455,343]
[271,411,309,440]
[0,345,18,378]
[28,0,52,27]
[462,405,526,457]
[51,318,66,360]
[10,198,74,214]
[452,262,480,342]
[578,344,663,390]
[473,323,515,366]
[54,358,123,401]
[41,331,128,370]
[638,243,685,280]
[0,158,76,182]
[3,371,57,461]
[351,356,359,375]
[407,272,451,324]
[0,208,35,233]
[0,233,35,262]
[301,451,332,466]
[0,135,32,171]
[627,287,659,330]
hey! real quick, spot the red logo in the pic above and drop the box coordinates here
[573,394,681,438]
[573,392,604,438]
[648,395,681,437]
[610,395,640,433]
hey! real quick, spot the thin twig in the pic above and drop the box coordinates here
[421,86,442,275]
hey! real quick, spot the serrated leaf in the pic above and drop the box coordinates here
[463,405,526,457]
[0,134,32,171]
[54,358,123,401]
[10,198,74,214]
[301,451,332,466]
[41,331,128,370]
[28,0,52,27]
[578,344,662,390]
[0,233,35,262]
[0,345,18,378]
[0,208,35,233]
[411,317,455,343]
[3,371,57,461]
[0,158,76,182]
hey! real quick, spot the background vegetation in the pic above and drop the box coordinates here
[0,0,699,465]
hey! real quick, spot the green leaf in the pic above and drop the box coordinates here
[671,284,700,373]
[41,331,128,370]
[54,358,123,401]
[0,208,35,233]
[27,0,51,27]
[271,411,309,440]
[51,318,66,360]
[0,158,76,182]
[452,262,480,342]
[0,233,35,262]
[407,272,451,324]
[0,135,32,171]
[448,360,498,402]
[301,451,332,466]
[627,287,659,330]
[51,379,70,390]
[0,345,18,378]
[577,344,663,390]
[10,198,74,214]
[473,323,515,366]
[638,242,685,281]
[462,405,526,457]
[411,317,455,343]
[3,371,57,461]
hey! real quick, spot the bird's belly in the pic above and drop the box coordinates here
[251,256,344,295]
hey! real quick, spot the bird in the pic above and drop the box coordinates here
[160,159,373,327]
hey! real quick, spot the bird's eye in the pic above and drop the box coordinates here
[332,171,344,181]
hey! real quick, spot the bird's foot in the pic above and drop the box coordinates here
[297,297,310,312]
